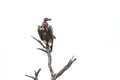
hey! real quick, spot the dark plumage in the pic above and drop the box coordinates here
[37,18,55,51]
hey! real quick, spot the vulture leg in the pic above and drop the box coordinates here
[48,39,53,52]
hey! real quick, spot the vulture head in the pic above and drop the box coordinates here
[44,18,52,21]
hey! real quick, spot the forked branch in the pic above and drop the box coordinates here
[25,68,41,80]
[56,56,76,78]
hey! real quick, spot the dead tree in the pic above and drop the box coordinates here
[25,36,76,80]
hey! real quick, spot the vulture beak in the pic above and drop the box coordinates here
[44,18,52,21]
[48,18,52,21]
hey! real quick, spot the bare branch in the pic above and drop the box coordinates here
[56,56,76,78]
[31,36,46,48]
[47,49,54,76]
[37,48,47,53]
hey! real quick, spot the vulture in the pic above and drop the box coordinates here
[38,18,55,51]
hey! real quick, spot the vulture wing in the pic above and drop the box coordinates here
[48,26,54,39]
[38,26,44,40]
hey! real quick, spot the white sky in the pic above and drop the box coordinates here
[0,0,120,80]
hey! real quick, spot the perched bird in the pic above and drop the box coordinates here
[38,18,56,51]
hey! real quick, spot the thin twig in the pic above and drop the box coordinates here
[25,75,35,79]
[31,36,46,48]
[37,48,47,53]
